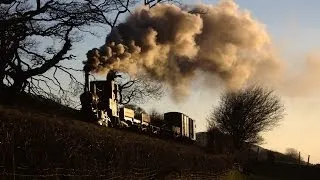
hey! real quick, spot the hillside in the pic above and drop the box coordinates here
[0,92,234,179]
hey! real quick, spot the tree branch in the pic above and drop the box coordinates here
[23,27,73,78]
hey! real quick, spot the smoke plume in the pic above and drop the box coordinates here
[277,53,320,97]
[84,0,280,101]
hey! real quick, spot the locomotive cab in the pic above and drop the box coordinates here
[90,80,120,127]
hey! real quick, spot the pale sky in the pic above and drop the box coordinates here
[71,0,320,163]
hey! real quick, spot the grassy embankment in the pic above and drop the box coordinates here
[0,92,234,179]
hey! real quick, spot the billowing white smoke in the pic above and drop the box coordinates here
[84,0,280,101]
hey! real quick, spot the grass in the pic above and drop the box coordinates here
[0,93,234,178]
[2,91,319,179]
[245,161,320,180]
[223,170,247,180]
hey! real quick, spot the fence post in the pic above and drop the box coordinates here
[298,152,301,165]
[307,155,310,166]
[11,126,15,180]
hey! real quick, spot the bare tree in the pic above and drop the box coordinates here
[0,0,142,99]
[0,0,179,107]
[115,72,164,105]
[285,148,301,161]
[208,85,285,151]
[206,127,233,154]
[149,108,164,127]
[144,0,181,8]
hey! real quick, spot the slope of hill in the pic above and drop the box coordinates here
[0,92,234,179]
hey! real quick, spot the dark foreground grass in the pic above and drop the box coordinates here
[245,161,320,180]
[0,104,233,179]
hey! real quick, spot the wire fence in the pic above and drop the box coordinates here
[0,164,239,179]
[0,108,239,179]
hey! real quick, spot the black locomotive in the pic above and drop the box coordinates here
[80,71,196,141]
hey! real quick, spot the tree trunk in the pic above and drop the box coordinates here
[233,136,242,152]
[0,74,5,89]
[0,60,6,89]
[118,86,123,104]
[11,73,27,93]
[11,79,25,93]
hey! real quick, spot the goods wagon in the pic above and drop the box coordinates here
[164,112,196,141]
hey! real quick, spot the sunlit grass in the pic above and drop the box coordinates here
[222,170,246,180]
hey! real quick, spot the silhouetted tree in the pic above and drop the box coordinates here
[206,127,233,153]
[1,0,178,98]
[144,0,181,8]
[0,0,142,97]
[208,85,285,151]
[116,72,164,105]
[149,108,164,127]
[285,148,303,162]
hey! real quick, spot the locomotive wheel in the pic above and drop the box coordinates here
[104,119,109,127]
[98,119,108,127]
[98,119,104,126]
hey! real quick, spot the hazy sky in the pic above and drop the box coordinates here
[150,0,320,164]
[72,0,320,163]
[231,0,320,164]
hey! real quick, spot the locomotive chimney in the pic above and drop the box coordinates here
[84,71,90,92]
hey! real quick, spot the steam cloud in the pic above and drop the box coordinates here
[277,53,320,97]
[84,0,281,101]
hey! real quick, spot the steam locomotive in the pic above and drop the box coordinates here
[80,70,196,141]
